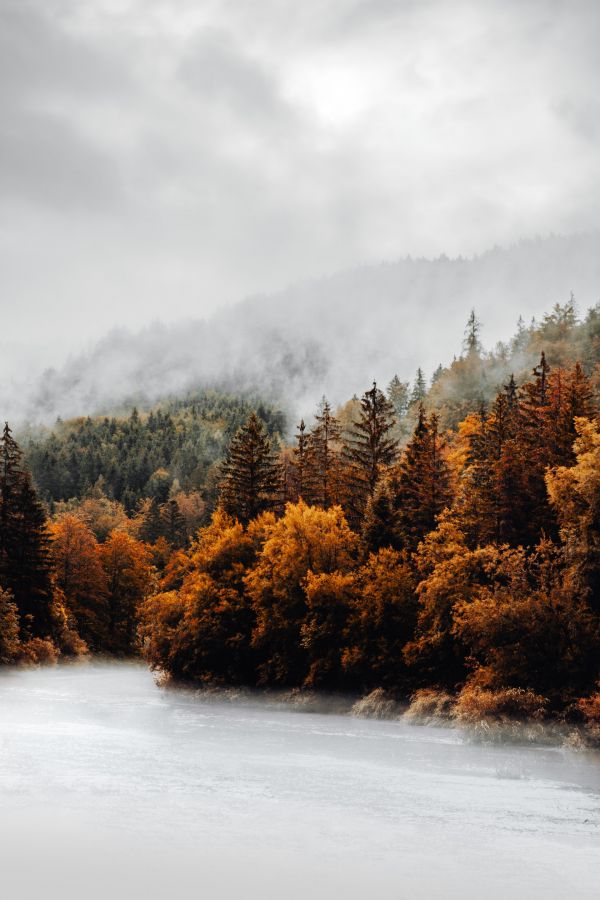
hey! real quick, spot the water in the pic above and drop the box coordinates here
[0,661,598,899]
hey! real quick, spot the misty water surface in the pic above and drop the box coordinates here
[0,661,598,900]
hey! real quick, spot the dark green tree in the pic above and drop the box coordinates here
[0,423,54,638]
[391,407,451,552]
[305,398,342,508]
[219,413,280,524]
[343,383,398,523]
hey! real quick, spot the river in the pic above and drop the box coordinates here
[0,660,598,899]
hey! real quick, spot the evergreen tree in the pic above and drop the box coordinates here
[387,375,409,420]
[292,419,309,500]
[219,413,280,524]
[160,499,187,548]
[409,368,427,407]
[391,407,451,552]
[431,364,445,386]
[343,383,398,522]
[305,398,342,508]
[463,309,482,356]
[0,423,54,637]
[139,497,163,543]
[362,479,398,553]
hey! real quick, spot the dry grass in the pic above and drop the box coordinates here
[403,688,455,725]
[351,688,401,720]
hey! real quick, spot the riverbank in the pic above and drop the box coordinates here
[154,675,600,752]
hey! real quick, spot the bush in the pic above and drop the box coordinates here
[18,638,60,667]
[454,684,548,724]
[578,690,600,745]
[351,688,401,720]
[403,688,455,724]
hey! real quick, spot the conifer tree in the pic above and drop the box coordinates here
[305,398,342,508]
[362,479,398,553]
[219,412,280,524]
[343,383,398,522]
[292,419,309,500]
[0,423,54,637]
[409,368,427,407]
[387,375,409,420]
[140,497,163,543]
[160,499,187,547]
[391,407,451,552]
[463,309,482,356]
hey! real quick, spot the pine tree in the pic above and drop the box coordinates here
[219,412,280,524]
[0,423,54,638]
[431,364,445,386]
[343,383,398,523]
[160,499,187,547]
[391,407,451,552]
[292,419,309,500]
[387,375,409,420]
[139,497,163,543]
[362,479,398,553]
[305,398,342,508]
[409,368,427,407]
[463,309,482,356]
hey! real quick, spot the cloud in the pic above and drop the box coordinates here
[0,0,599,376]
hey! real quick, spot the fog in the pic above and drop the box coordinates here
[0,661,599,900]
[2,0,600,403]
[2,232,599,426]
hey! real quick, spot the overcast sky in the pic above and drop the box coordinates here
[1,0,600,368]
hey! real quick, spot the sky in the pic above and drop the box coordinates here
[1,0,600,370]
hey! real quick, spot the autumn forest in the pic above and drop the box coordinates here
[2,299,600,739]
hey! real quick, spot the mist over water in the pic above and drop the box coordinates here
[1,661,598,900]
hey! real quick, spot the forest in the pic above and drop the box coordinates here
[2,298,600,739]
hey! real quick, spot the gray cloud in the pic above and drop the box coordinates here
[0,0,599,383]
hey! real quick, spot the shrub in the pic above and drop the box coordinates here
[403,688,455,724]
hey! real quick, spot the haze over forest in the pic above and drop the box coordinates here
[2,0,600,425]
[3,231,600,425]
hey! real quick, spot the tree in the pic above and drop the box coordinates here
[302,571,357,689]
[246,502,358,685]
[463,309,482,356]
[140,509,271,683]
[387,375,409,420]
[342,548,417,692]
[100,530,153,654]
[0,423,54,638]
[453,542,599,697]
[160,499,187,548]
[292,419,309,501]
[409,368,427,407]
[0,587,20,663]
[391,407,451,552]
[219,413,280,524]
[546,417,600,611]
[403,517,499,687]
[50,514,109,649]
[342,383,398,523]
[305,398,342,508]
[139,497,163,543]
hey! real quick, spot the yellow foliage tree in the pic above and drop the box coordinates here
[50,514,110,649]
[246,501,358,685]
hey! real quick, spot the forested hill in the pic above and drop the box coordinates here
[22,296,600,518]
[23,391,285,514]
[7,232,600,425]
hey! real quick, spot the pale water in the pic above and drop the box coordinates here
[0,661,598,899]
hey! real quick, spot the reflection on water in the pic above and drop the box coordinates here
[0,661,598,900]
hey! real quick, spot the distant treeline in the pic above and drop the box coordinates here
[2,300,600,740]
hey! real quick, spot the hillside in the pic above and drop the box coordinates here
[6,233,600,426]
